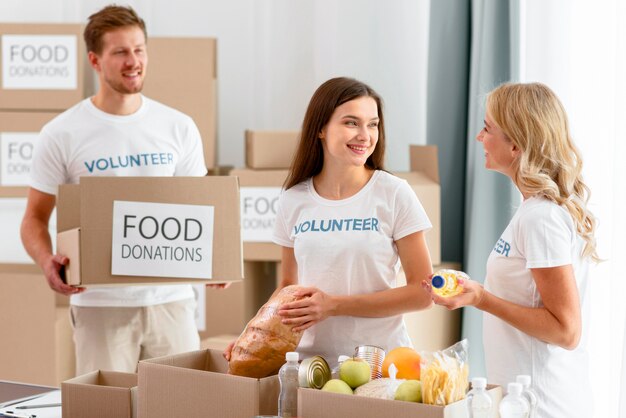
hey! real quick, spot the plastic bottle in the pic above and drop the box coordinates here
[278,351,299,418]
[430,269,469,297]
[331,355,351,380]
[499,382,530,418]
[516,375,538,418]
[466,377,492,418]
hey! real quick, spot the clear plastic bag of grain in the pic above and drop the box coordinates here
[420,339,469,405]
[228,285,305,378]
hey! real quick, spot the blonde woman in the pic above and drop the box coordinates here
[424,82,599,418]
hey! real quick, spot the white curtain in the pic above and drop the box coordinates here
[522,1,626,417]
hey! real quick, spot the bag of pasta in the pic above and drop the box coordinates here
[420,339,469,405]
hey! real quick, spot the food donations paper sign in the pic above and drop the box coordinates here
[0,132,36,186]
[2,34,78,90]
[240,187,281,242]
[111,201,214,279]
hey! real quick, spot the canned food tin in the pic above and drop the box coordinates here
[354,345,386,380]
[298,355,331,389]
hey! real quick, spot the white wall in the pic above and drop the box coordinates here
[1,0,430,263]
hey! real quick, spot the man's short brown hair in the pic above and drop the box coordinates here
[84,4,147,54]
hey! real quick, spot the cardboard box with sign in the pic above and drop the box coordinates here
[0,111,60,197]
[138,348,279,418]
[230,168,287,261]
[394,145,441,264]
[0,23,86,111]
[245,130,299,169]
[142,38,217,170]
[56,176,242,286]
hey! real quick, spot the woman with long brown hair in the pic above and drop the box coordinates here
[259,77,434,362]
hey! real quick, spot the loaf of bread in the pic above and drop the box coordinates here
[228,285,305,378]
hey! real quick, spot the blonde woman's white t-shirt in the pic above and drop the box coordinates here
[483,196,591,418]
[30,96,207,307]
[272,170,432,361]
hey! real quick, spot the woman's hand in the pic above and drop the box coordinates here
[222,340,236,361]
[278,286,336,332]
[421,276,486,310]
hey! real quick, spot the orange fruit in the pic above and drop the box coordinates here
[382,346,421,380]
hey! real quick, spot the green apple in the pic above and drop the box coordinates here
[321,379,354,395]
[394,379,422,403]
[339,358,371,389]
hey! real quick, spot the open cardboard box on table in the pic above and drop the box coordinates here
[138,348,279,418]
[56,176,243,287]
[62,370,137,418]
[298,384,502,418]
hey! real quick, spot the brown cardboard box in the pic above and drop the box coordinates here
[56,176,242,286]
[230,168,288,261]
[0,111,60,196]
[401,262,462,351]
[138,348,280,418]
[245,130,299,169]
[141,38,217,170]
[0,24,86,111]
[0,263,75,386]
[298,385,502,418]
[62,370,137,418]
[199,261,276,339]
[394,145,441,264]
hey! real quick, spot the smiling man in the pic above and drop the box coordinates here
[20,5,209,375]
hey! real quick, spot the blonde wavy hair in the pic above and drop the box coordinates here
[486,82,599,262]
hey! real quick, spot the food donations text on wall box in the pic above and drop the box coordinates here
[199,261,276,339]
[400,262,462,351]
[62,370,137,418]
[395,144,441,264]
[55,176,243,286]
[141,38,217,170]
[230,168,288,261]
[138,348,279,418]
[245,130,299,169]
[0,111,60,196]
[0,24,86,110]
[298,385,502,418]
[0,264,75,386]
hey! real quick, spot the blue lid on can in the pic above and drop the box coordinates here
[431,275,445,289]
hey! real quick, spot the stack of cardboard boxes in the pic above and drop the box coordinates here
[200,130,299,347]
[0,23,86,386]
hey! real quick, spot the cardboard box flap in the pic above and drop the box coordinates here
[410,145,439,183]
[76,176,242,284]
[57,184,81,232]
[230,168,289,187]
[98,371,138,388]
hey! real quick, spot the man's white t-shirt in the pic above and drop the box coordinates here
[483,196,592,418]
[272,170,432,362]
[30,96,207,307]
